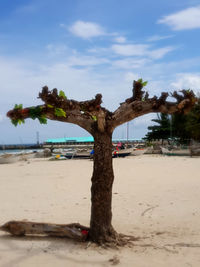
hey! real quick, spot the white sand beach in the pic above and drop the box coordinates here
[0,155,200,267]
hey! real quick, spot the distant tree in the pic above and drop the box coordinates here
[144,98,200,144]
[4,80,196,245]
[144,113,171,142]
[171,113,190,143]
[185,98,200,141]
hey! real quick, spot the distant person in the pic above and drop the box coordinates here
[90,149,94,159]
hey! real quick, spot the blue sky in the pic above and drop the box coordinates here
[0,0,200,144]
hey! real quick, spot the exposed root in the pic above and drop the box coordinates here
[89,232,140,248]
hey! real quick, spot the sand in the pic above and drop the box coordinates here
[0,155,200,267]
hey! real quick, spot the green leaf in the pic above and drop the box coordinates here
[47,104,54,108]
[137,78,143,83]
[14,104,23,110]
[11,118,25,126]
[142,81,148,87]
[38,117,47,124]
[137,79,148,87]
[91,115,97,121]
[11,119,18,126]
[18,119,25,125]
[29,106,42,119]
[54,108,66,117]
[59,90,67,99]
[186,89,192,94]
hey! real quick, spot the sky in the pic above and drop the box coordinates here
[0,0,200,144]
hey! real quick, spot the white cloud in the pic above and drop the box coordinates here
[124,72,139,83]
[69,21,105,39]
[113,36,126,43]
[147,35,174,42]
[158,5,200,30]
[0,54,133,111]
[87,47,110,56]
[171,73,200,94]
[133,113,157,126]
[112,58,149,69]
[67,55,110,67]
[111,44,174,59]
[111,44,149,56]
[46,44,68,56]
[149,46,175,59]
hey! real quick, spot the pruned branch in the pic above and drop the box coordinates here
[39,86,103,113]
[112,81,197,129]
[7,86,110,134]
[7,104,94,134]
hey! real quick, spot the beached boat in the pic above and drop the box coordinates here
[112,148,133,158]
[52,148,91,160]
[112,150,131,158]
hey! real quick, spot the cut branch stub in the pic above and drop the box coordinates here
[132,80,145,101]
[171,90,197,113]
[126,80,145,103]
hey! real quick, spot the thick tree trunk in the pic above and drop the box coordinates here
[89,131,116,243]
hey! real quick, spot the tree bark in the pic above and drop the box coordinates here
[89,131,116,243]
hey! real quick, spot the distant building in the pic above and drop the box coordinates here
[45,136,143,146]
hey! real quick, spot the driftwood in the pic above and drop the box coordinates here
[0,221,89,241]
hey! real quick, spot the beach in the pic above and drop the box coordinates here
[0,155,200,267]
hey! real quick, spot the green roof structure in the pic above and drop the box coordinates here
[46,136,94,143]
[45,136,142,144]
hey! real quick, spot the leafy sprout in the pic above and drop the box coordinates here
[11,119,25,127]
[47,104,54,108]
[59,90,67,99]
[137,78,148,87]
[54,108,66,117]
[29,106,47,124]
[91,115,97,121]
[14,104,23,110]
[38,116,47,124]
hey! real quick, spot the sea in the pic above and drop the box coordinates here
[0,144,43,155]
[0,149,42,155]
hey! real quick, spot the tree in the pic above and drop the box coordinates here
[144,98,200,144]
[185,98,200,141]
[4,80,196,244]
[144,113,171,142]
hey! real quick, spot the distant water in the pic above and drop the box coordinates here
[0,149,43,155]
